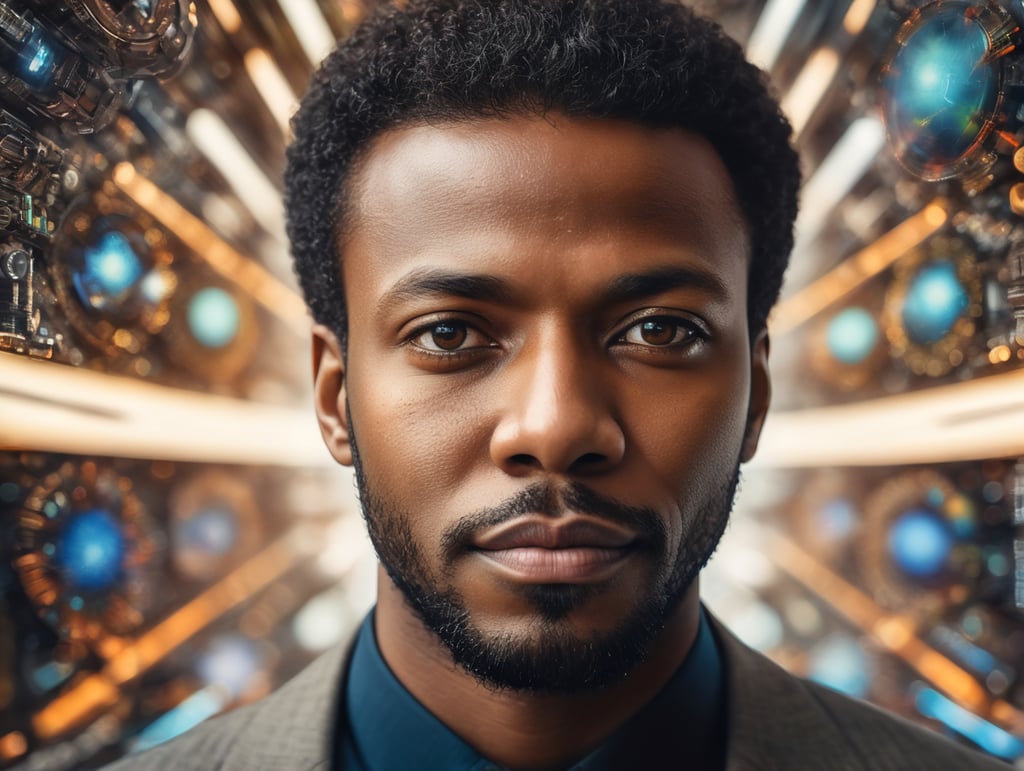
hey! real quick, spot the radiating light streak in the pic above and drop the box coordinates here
[754,368,1024,467]
[206,0,241,33]
[781,47,840,136]
[111,162,309,337]
[243,47,297,135]
[915,687,1024,759]
[762,527,1024,734]
[790,115,886,272]
[129,686,228,753]
[0,351,329,466]
[746,0,807,71]
[186,108,286,242]
[771,199,949,335]
[32,534,299,739]
[206,0,297,134]
[843,0,877,36]
[276,0,337,66]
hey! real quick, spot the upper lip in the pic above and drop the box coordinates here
[472,516,637,551]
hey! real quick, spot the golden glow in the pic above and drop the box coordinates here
[340,0,363,23]
[754,368,1024,467]
[842,0,876,36]
[765,528,1023,728]
[781,47,840,135]
[1010,183,1024,217]
[33,535,298,739]
[989,345,1013,364]
[32,675,119,740]
[206,0,242,34]
[112,163,309,337]
[770,199,950,335]
[0,351,329,466]
[0,732,27,762]
[243,48,298,135]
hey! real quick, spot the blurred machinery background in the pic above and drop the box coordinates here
[0,0,1023,767]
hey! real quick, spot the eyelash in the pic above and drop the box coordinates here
[614,314,708,352]
[403,313,708,354]
[405,313,708,362]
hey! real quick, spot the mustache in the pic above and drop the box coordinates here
[440,481,667,554]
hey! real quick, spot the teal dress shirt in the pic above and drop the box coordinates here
[339,608,726,770]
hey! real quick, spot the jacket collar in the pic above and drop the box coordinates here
[234,609,864,771]
[708,613,863,771]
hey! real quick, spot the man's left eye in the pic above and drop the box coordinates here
[620,318,696,347]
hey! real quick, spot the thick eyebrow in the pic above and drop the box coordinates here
[599,265,732,306]
[378,263,731,317]
[378,268,515,313]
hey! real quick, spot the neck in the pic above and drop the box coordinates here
[373,565,702,769]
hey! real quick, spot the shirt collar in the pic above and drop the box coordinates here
[345,608,725,770]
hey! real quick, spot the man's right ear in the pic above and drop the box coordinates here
[312,323,353,466]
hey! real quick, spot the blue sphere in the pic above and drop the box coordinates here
[884,3,998,174]
[57,509,125,591]
[808,636,870,698]
[887,509,953,578]
[901,260,968,345]
[178,506,238,556]
[72,228,144,312]
[187,287,240,349]
[826,307,879,365]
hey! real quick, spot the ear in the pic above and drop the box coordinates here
[740,328,771,463]
[312,323,353,466]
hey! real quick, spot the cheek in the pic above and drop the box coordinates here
[346,354,495,502]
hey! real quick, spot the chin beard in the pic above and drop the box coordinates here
[348,420,740,693]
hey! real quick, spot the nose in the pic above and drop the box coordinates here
[489,334,626,477]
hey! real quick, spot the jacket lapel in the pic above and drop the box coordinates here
[709,613,863,771]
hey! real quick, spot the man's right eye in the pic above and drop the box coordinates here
[409,320,492,352]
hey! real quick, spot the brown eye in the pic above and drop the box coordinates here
[410,320,493,353]
[619,317,702,349]
[429,322,467,350]
[639,320,677,346]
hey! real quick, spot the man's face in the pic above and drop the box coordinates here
[315,114,770,691]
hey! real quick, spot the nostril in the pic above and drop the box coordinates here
[576,453,607,467]
[509,453,540,469]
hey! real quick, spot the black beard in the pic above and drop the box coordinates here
[348,417,740,693]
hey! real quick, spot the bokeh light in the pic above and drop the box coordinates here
[900,260,968,345]
[56,509,125,591]
[826,307,879,364]
[887,508,953,578]
[187,287,241,349]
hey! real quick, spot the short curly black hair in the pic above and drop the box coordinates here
[285,0,800,344]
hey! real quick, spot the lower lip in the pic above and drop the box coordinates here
[475,546,633,583]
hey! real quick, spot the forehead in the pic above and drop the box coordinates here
[341,113,750,300]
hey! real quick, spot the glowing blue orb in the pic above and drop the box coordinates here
[20,31,58,86]
[816,498,857,542]
[57,509,125,591]
[826,307,878,365]
[177,506,238,557]
[884,3,998,175]
[187,287,240,349]
[198,635,260,698]
[808,636,870,698]
[72,229,144,311]
[901,260,968,345]
[888,508,953,578]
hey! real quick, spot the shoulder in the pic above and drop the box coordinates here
[101,642,351,771]
[708,612,1006,771]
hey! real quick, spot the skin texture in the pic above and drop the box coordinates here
[312,113,771,768]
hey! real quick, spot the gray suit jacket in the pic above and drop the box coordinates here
[104,615,1006,770]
